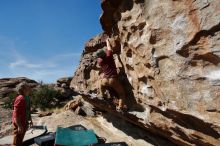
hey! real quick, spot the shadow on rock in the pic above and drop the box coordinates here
[103,113,177,146]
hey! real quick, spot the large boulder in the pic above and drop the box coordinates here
[64,95,95,117]
[70,0,220,145]
[54,77,76,99]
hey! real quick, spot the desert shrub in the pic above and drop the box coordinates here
[2,85,61,111]
[2,92,17,109]
[31,85,61,110]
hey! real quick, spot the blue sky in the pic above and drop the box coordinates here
[0,0,102,83]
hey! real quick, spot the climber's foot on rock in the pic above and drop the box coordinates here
[116,105,128,114]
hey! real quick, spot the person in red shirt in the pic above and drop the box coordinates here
[12,82,33,146]
[96,38,127,112]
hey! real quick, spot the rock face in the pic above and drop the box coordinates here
[0,77,38,99]
[70,0,220,145]
[54,77,76,99]
[64,95,95,117]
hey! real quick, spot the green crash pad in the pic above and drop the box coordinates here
[55,127,98,146]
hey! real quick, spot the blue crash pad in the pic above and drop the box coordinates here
[55,127,98,146]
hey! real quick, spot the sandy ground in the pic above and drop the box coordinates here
[35,110,175,146]
[0,106,13,138]
[0,107,175,146]
[35,111,150,146]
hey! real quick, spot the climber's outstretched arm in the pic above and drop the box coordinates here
[106,38,112,51]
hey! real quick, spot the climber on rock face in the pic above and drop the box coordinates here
[95,38,127,113]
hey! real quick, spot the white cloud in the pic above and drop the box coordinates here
[55,53,81,58]
[0,38,81,83]
[30,69,73,83]
[1,68,72,83]
[6,50,80,83]
[9,58,43,69]
[9,59,25,68]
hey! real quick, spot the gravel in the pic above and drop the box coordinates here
[0,106,13,138]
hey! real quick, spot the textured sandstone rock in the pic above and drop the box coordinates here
[0,77,38,98]
[70,0,220,145]
[38,111,53,117]
[57,77,72,86]
[64,95,95,117]
[64,95,82,111]
[54,77,76,99]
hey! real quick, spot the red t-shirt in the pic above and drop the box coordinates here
[97,50,117,78]
[12,95,27,128]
